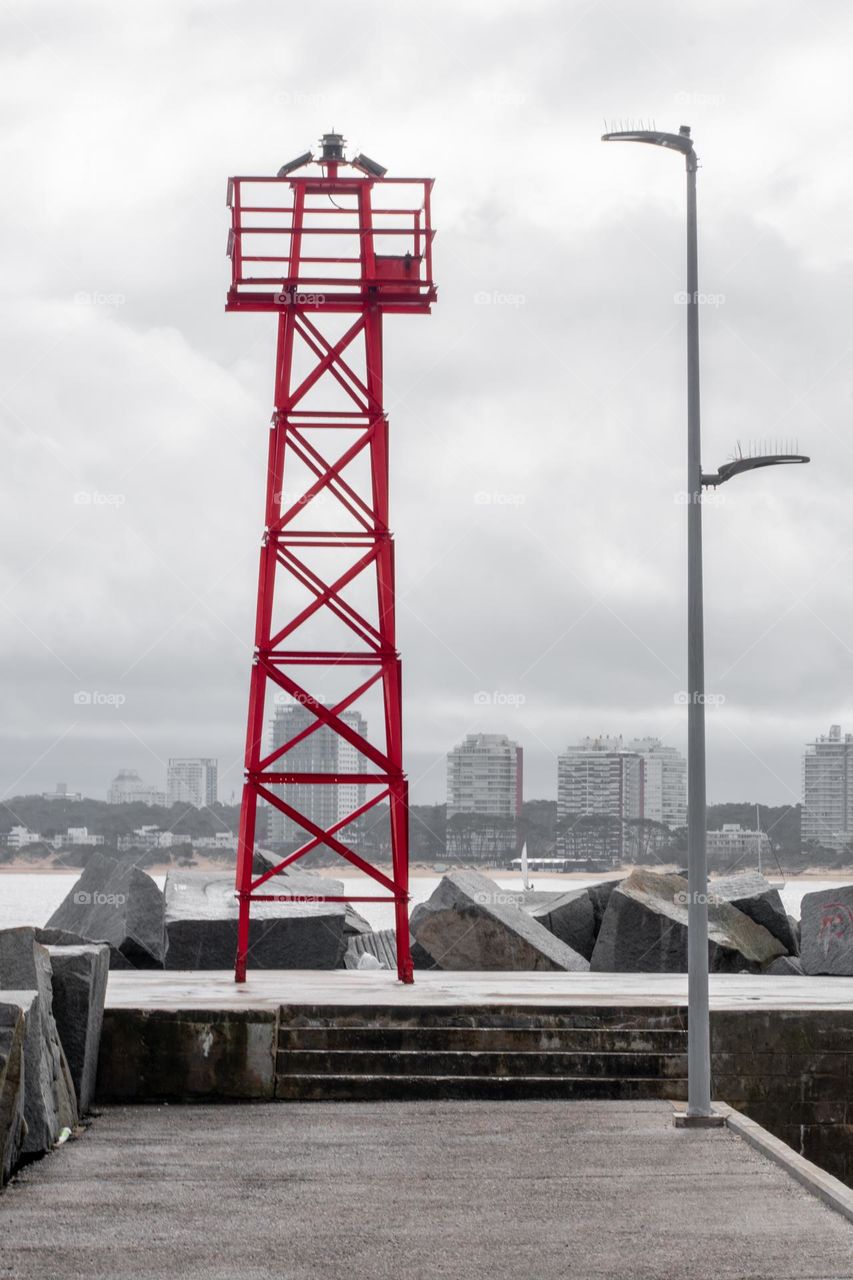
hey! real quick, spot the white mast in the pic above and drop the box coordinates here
[521,841,532,892]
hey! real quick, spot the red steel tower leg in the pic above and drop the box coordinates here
[228,136,435,983]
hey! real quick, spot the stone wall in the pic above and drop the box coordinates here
[712,1009,853,1185]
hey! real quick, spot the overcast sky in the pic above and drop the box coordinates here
[1,0,852,811]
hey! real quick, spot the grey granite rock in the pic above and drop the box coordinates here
[526,889,596,961]
[0,996,27,1184]
[163,870,346,969]
[409,871,590,972]
[709,871,797,954]
[46,854,164,968]
[35,927,98,948]
[410,938,440,970]
[343,906,374,936]
[45,944,109,1114]
[590,869,787,973]
[0,930,77,1155]
[499,889,596,961]
[587,880,621,936]
[800,884,853,976]
[787,914,801,952]
[764,955,804,975]
[248,861,369,935]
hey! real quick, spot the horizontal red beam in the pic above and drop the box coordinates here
[250,773,395,784]
[226,295,435,315]
[245,895,406,904]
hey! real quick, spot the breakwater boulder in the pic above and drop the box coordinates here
[710,871,798,955]
[522,889,596,961]
[800,885,853,976]
[409,870,590,972]
[0,929,77,1156]
[163,870,347,969]
[587,879,620,934]
[46,853,164,969]
[765,955,805,975]
[45,944,109,1114]
[0,998,27,1185]
[590,869,788,973]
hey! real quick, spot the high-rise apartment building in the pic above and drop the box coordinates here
[267,703,368,845]
[166,758,218,809]
[446,733,523,858]
[556,736,645,863]
[626,737,687,828]
[802,725,853,853]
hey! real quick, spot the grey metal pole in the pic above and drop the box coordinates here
[685,148,712,1118]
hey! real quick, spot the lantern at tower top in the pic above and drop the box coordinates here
[226,132,436,314]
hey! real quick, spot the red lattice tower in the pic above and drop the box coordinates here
[226,133,436,983]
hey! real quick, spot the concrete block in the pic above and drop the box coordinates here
[0,997,27,1185]
[800,884,853,976]
[163,870,346,969]
[409,871,590,972]
[0,930,77,1155]
[590,869,787,973]
[96,1008,277,1101]
[46,853,165,968]
[45,944,109,1114]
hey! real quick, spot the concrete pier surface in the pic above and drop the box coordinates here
[105,967,853,1010]
[2,1100,852,1280]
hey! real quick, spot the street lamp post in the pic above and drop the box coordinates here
[601,122,809,1122]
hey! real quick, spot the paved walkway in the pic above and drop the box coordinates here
[2,1101,852,1279]
[105,967,853,1010]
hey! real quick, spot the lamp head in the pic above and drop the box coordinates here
[601,120,696,159]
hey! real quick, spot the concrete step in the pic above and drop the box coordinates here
[276,1048,689,1079]
[274,1073,689,1102]
[277,1026,688,1053]
[279,1004,688,1032]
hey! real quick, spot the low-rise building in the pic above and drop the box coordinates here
[706,823,771,869]
[42,783,84,802]
[192,833,238,850]
[52,827,104,849]
[117,826,175,853]
[7,825,42,850]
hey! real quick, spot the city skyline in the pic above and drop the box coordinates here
[12,719,844,817]
[2,4,850,819]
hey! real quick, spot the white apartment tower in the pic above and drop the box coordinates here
[626,737,687,828]
[446,733,523,857]
[802,725,853,853]
[167,758,218,809]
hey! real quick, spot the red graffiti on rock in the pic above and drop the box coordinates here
[818,901,853,951]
